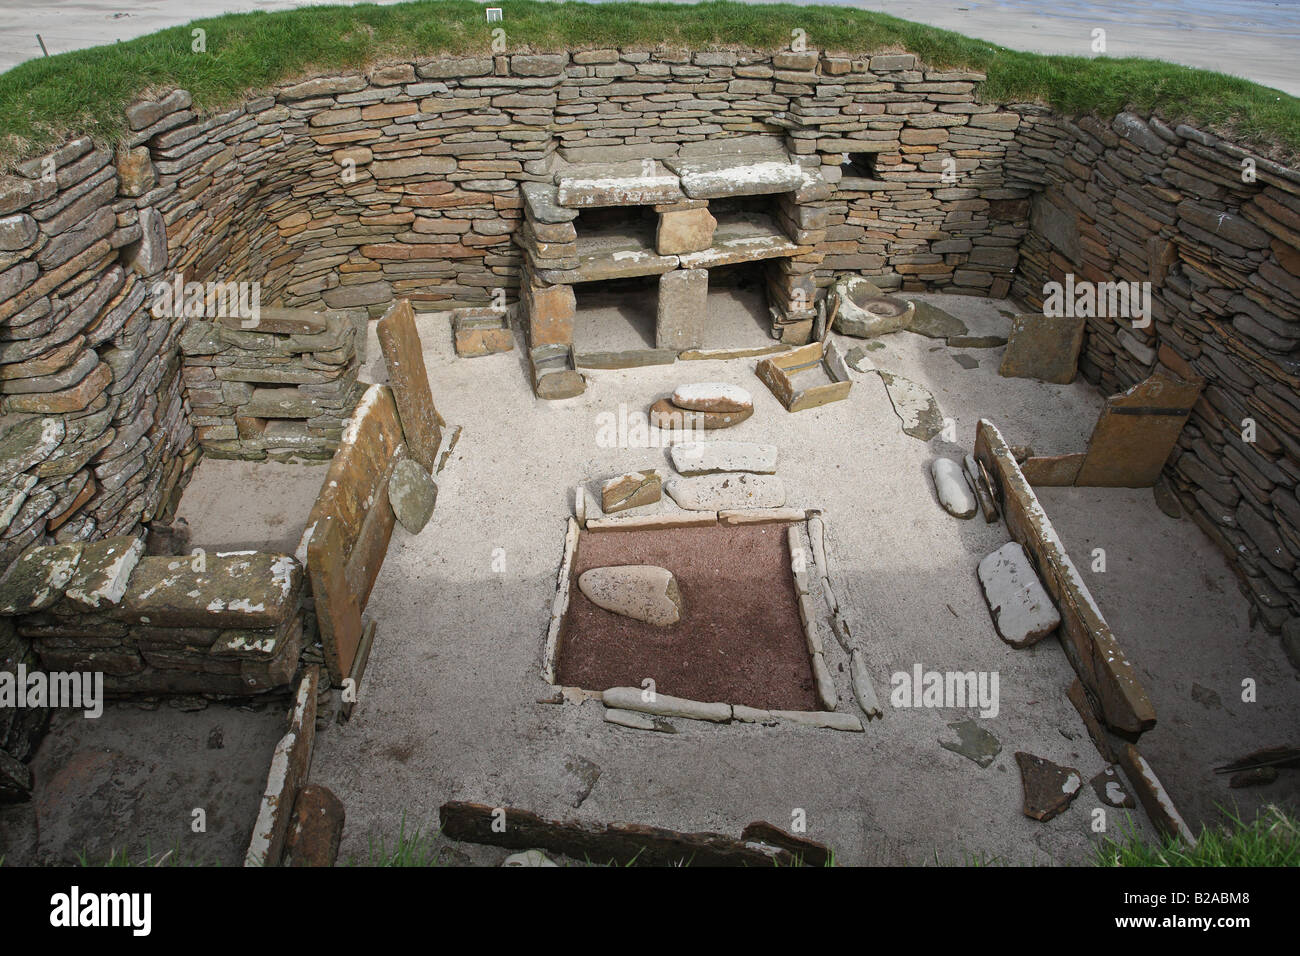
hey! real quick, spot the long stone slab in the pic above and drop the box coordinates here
[665,155,804,199]
[376,298,441,471]
[665,474,786,510]
[1074,370,1204,487]
[670,440,778,475]
[555,161,684,208]
[677,216,800,269]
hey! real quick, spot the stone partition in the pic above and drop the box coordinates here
[1008,111,1300,633]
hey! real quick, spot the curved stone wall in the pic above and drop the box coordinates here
[0,46,1298,646]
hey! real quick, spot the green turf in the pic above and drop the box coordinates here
[0,0,1296,169]
[1095,804,1300,867]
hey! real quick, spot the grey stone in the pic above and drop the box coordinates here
[978,542,1060,648]
[931,458,976,519]
[665,473,786,510]
[656,269,706,351]
[670,440,778,476]
[939,719,1001,768]
[388,458,438,534]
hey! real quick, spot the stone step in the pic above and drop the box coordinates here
[665,153,805,200]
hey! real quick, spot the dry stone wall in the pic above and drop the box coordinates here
[1,46,1299,733]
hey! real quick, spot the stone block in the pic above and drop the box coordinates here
[376,299,442,471]
[655,269,707,351]
[656,207,716,255]
[998,313,1087,385]
[524,282,576,348]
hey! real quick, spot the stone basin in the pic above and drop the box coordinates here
[830,275,916,338]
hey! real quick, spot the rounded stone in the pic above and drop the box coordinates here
[931,457,977,519]
[578,564,682,626]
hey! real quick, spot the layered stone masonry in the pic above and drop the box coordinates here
[179,308,367,461]
[0,535,305,697]
[1,44,1299,703]
[1008,111,1300,631]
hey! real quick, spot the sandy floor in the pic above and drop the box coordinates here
[4,1,1295,95]
[301,293,1214,866]
[175,457,327,555]
[1036,485,1300,830]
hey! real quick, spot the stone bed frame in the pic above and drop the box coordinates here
[974,418,1194,841]
[541,506,883,734]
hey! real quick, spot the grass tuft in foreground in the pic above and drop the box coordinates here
[1095,804,1300,867]
[0,0,1296,168]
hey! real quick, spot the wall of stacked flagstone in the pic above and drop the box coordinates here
[0,45,1298,658]
[1007,111,1300,633]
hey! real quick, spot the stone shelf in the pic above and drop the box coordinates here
[540,224,680,285]
[677,213,800,269]
[554,160,685,209]
[664,153,805,200]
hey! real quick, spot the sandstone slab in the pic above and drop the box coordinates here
[998,313,1086,385]
[670,441,778,476]
[649,397,752,430]
[1015,752,1083,822]
[671,382,753,414]
[601,470,661,513]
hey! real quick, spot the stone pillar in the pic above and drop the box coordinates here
[656,269,708,351]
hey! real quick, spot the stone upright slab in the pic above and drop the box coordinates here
[376,298,441,471]
[998,313,1087,384]
[656,269,707,351]
[1075,370,1204,487]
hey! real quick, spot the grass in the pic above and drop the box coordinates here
[0,0,1297,170]
[1095,804,1300,867]
[75,840,205,866]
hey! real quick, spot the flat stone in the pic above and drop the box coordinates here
[0,544,82,614]
[604,707,677,733]
[555,162,684,208]
[59,535,144,611]
[931,458,976,519]
[649,397,752,430]
[520,182,578,224]
[665,473,785,510]
[666,155,804,199]
[907,300,968,339]
[601,469,661,513]
[671,382,752,415]
[977,542,1060,648]
[114,551,302,629]
[1015,752,1083,822]
[388,458,438,534]
[0,416,64,475]
[656,207,716,255]
[656,269,706,351]
[939,718,1001,768]
[284,783,346,867]
[998,313,1087,385]
[1090,765,1136,808]
[601,686,730,722]
[670,441,778,476]
[876,371,943,441]
[578,565,682,626]
[377,300,441,471]
[768,710,864,732]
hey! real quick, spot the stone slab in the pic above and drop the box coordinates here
[998,313,1087,385]
[1074,371,1204,488]
[376,298,441,471]
[977,542,1061,648]
[670,440,778,476]
[664,474,786,510]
